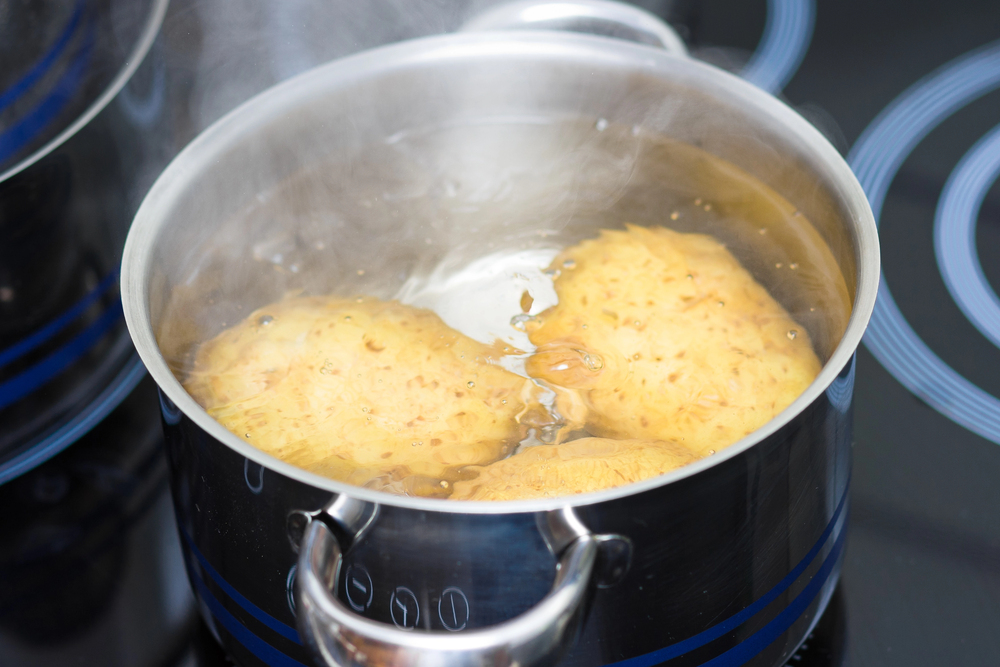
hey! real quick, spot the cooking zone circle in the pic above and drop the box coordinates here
[849,40,1000,443]
[739,0,814,94]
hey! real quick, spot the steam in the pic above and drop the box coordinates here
[164,0,680,134]
[173,0,489,132]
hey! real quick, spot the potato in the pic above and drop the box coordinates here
[450,438,700,500]
[184,296,533,488]
[525,225,821,455]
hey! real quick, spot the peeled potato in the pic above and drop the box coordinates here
[450,438,700,500]
[525,225,822,455]
[184,296,533,488]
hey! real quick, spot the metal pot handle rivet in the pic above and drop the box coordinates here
[460,0,688,56]
[296,498,609,667]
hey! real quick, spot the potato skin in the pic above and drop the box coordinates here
[183,224,821,498]
[184,296,531,488]
[526,225,822,456]
[450,438,700,501]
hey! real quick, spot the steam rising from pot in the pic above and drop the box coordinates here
[163,0,681,132]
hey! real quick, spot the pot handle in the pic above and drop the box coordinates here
[296,500,615,667]
[460,0,687,57]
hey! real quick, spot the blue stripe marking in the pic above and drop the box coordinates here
[0,298,123,410]
[189,564,307,667]
[0,353,146,486]
[0,0,86,113]
[180,480,846,665]
[179,526,302,644]
[609,479,848,667]
[702,516,846,666]
[0,17,95,165]
[0,271,119,368]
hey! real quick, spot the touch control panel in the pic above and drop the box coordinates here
[333,510,553,632]
[344,565,373,612]
[339,559,476,632]
[438,587,470,631]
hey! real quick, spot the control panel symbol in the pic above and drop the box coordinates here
[438,587,470,632]
[344,565,373,612]
[390,587,420,630]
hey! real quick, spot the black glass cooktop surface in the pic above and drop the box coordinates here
[6,0,1000,665]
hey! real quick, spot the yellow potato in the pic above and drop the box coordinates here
[184,296,533,488]
[450,438,700,500]
[525,225,822,455]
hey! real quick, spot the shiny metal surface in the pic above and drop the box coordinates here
[323,494,380,550]
[122,23,878,516]
[120,2,877,665]
[298,515,598,667]
[0,0,172,482]
[460,0,689,55]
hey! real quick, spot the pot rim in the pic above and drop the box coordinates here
[0,0,170,184]
[122,29,880,515]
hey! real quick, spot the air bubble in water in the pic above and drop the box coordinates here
[596,118,608,131]
[562,259,577,269]
[574,349,604,371]
[670,211,679,220]
[510,313,536,331]
[787,330,798,340]
[467,381,476,388]
[257,315,274,326]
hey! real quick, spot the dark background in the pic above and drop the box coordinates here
[4,0,1000,664]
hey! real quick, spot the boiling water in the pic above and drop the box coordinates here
[396,247,560,366]
[157,117,852,497]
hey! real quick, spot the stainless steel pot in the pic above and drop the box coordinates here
[0,0,172,484]
[121,2,879,666]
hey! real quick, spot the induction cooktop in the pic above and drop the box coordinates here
[4,0,1000,665]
